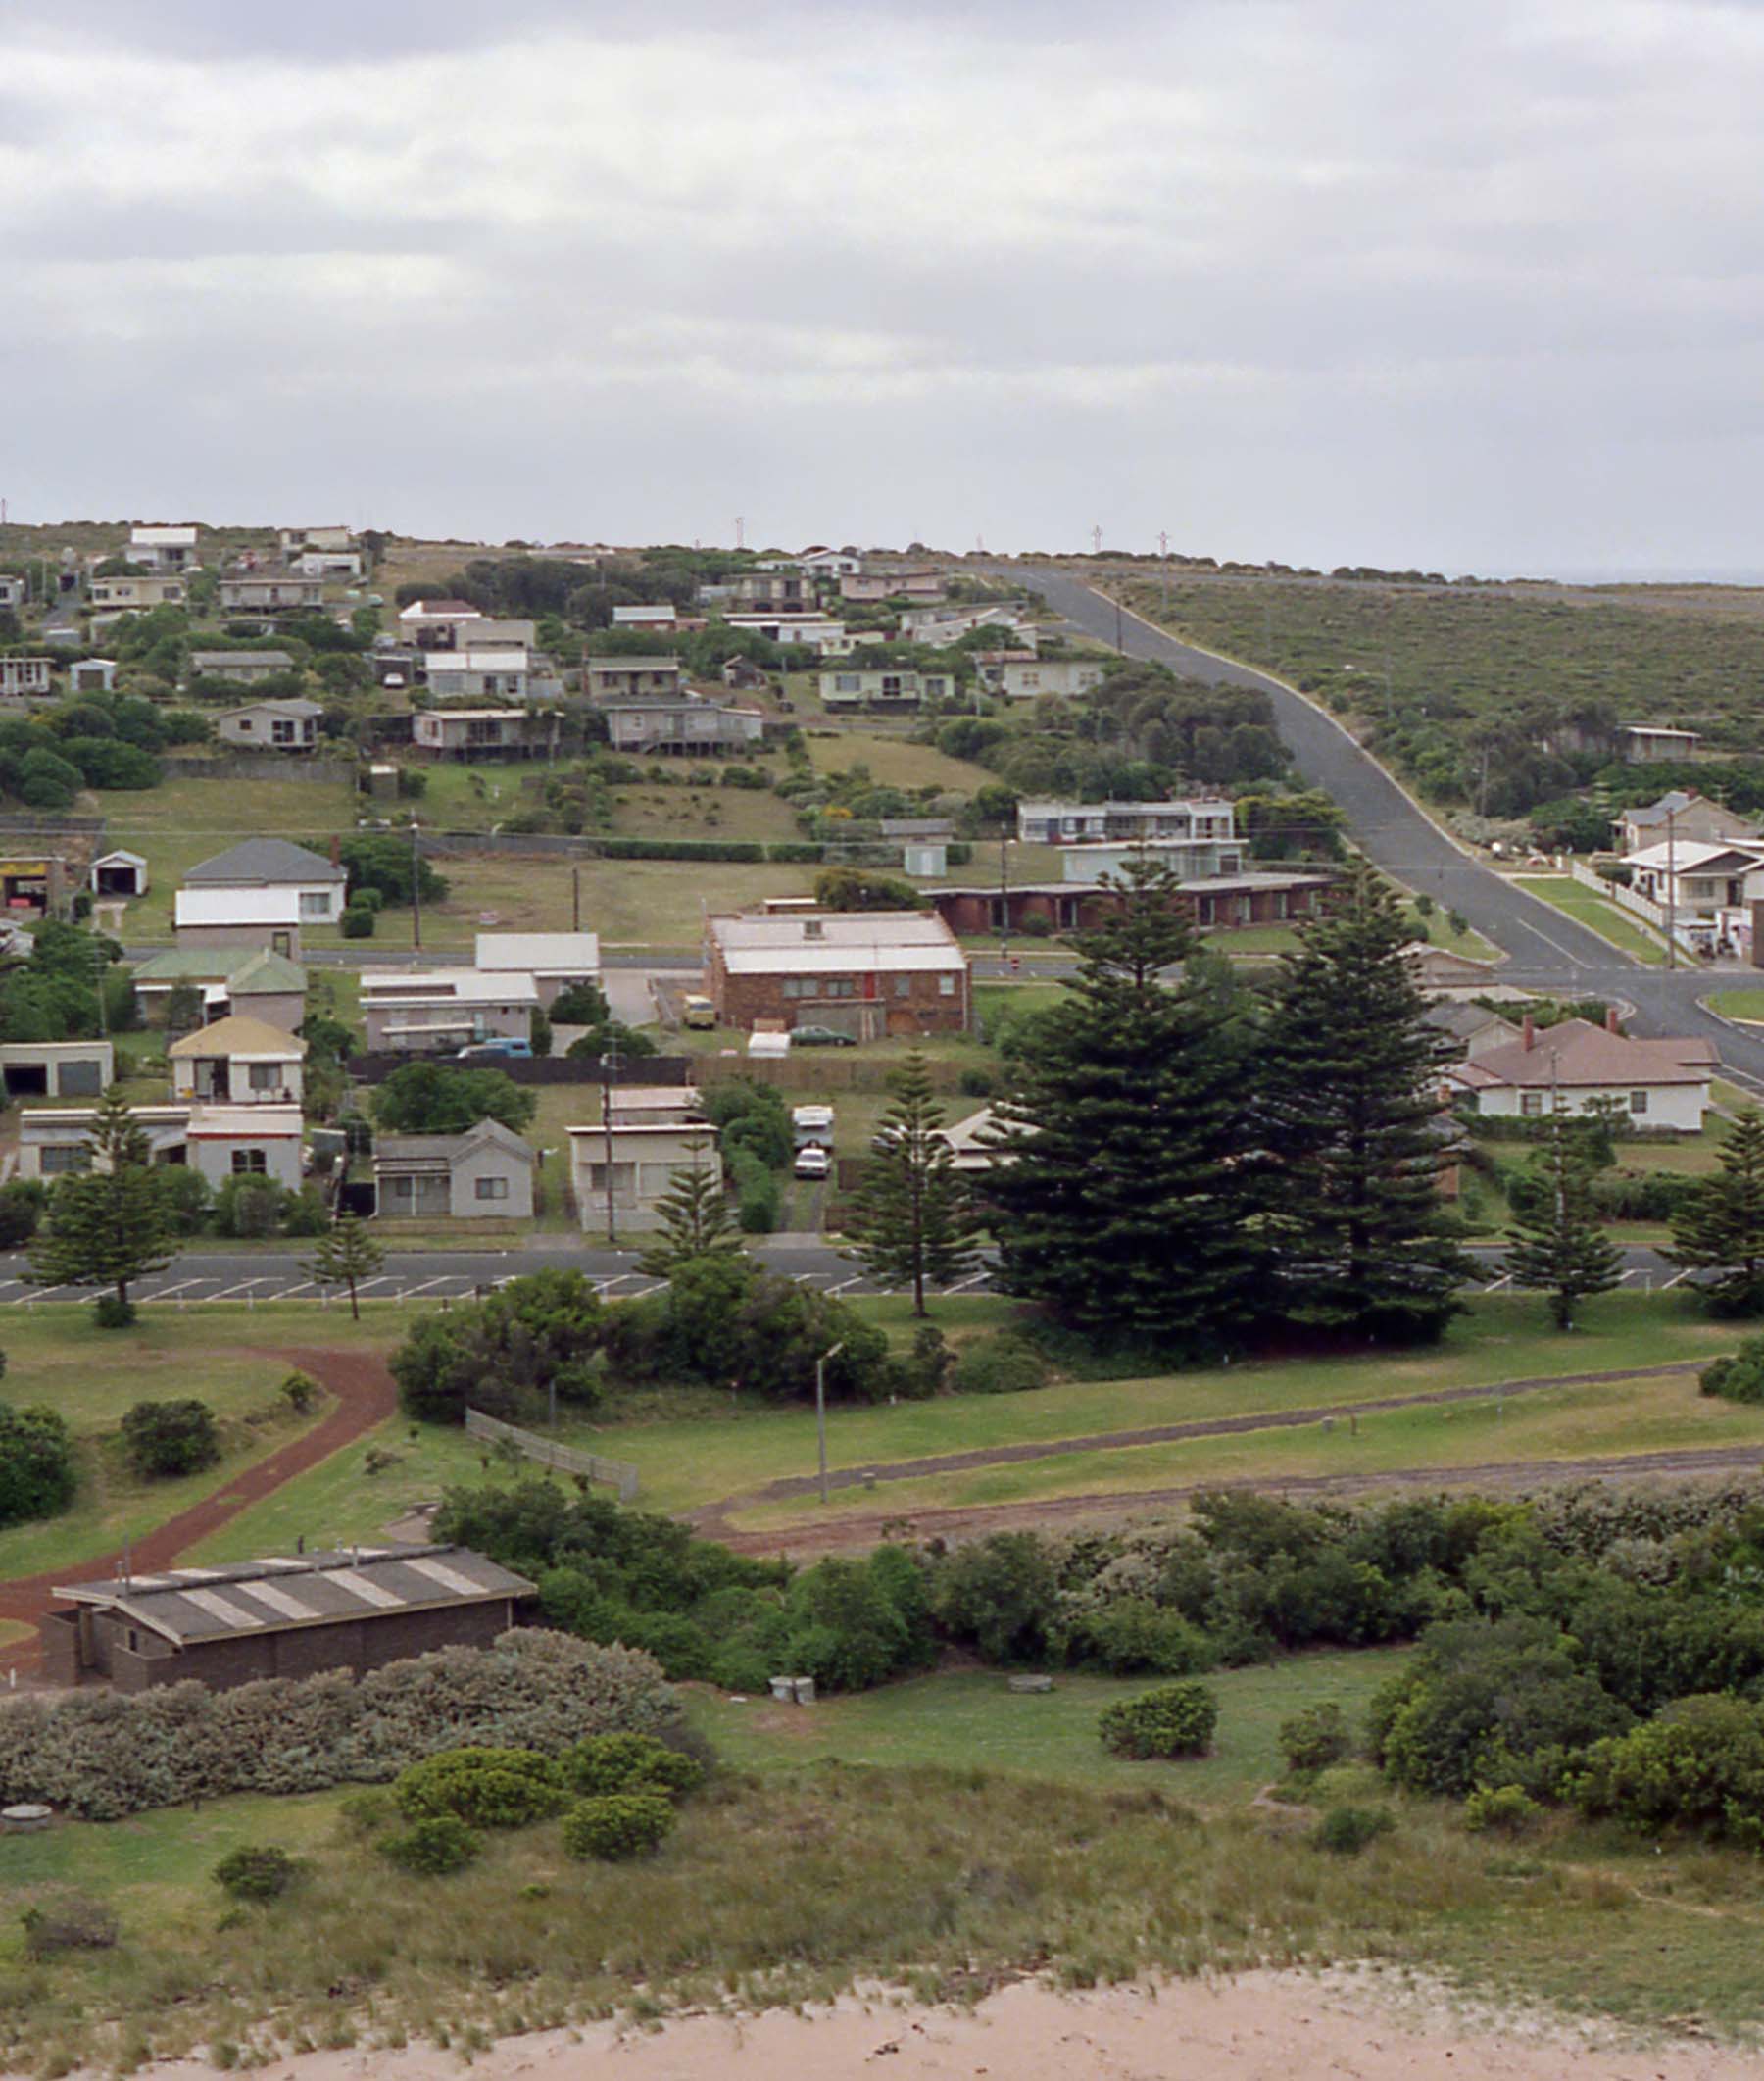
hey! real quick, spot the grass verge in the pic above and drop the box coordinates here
[1511,876,1665,965]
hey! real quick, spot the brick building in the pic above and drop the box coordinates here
[43,1546,536,1694]
[703,909,970,1038]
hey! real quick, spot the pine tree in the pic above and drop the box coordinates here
[985,857,1260,1351]
[1505,1119,1622,1329]
[27,1085,175,1321]
[1670,1107,1764,1315]
[1256,864,1468,1344]
[848,1052,981,1314]
[637,1135,743,1277]
[303,1214,386,1321]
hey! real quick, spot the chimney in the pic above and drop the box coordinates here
[1606,1006,1620,1035]
[329,833,341,868]
[1522,1015,1535,1051]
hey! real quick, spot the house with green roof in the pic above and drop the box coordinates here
[132,945,307,1032]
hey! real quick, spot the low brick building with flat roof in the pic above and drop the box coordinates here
[43,1546,537,1693]
[703,908,970,1039]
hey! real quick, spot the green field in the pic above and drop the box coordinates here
[806,729,998,795]
[1708,989,1764,1024]
[1511,876,1665,964]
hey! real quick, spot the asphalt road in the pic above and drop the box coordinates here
[0,1240,1684,1309]
[1021,567,1764,1093]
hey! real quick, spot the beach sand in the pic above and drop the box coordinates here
[67,1970,1762,2081]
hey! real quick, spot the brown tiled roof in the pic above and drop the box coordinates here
[1454,1018,1717,1090]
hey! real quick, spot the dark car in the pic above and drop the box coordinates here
[790,1024,858,1048]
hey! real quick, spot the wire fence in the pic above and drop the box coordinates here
[464,1407,640,1501]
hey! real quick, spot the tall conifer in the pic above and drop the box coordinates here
[27,1085,176,1321]
[848,1051,981,1314]
[1256,865,1466,1343]
[1505,1118,1622,1329]
[1670,1107,1764,1315]
[985,858,1258,1351]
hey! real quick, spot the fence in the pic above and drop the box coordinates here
[160,755,357,786]
[346,1047,981,1096]
[1567,858,1702,957]
[464,1407,639,1501]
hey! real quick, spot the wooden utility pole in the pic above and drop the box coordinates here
[410,822,422,951]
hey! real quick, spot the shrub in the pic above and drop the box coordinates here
[561,1791,676,1861]
[0,1404,75,1528]
[94,1293,137,1330]
[931,1532,1059,1664]
[949,1334,1050,1396]
[1071,1600,1213,1678]
[0,1180,43,1247]
[1098,1681,1219,1759]
[21,1895,119,1957]
[1699,1341,1764,1404]
[1313,1805,1395,1856]
[393,1746,567,1828]
[340,905,375,939]
[212,1845,301,1902]
[1462,1784,1544,1835]
[560,1732,704,1802]
[120,1398,219,1478]
[1278,1702,1354,1776]
[377,1814,480,1874]
[1568,1694,1764,1845]
[280,1370,319,1415]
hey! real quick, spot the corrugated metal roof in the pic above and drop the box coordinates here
[52,1546,535,1646]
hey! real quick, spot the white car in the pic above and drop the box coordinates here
[794,1143,831,1180]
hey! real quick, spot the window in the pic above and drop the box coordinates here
[1630,1090,1650,1115]
[236,718,254,731]
[272,721,295,744]
[475,1175,510,1201]
[247,1063,281,1092]
[834,673,859,693]
[231,1149,269,1175]
[938,974,956,996]
[126,1629,139,1655]
[300,891,329,918]
[894,976,910,997]
[40,1144,88,1175]
[1520,1092,1544,1117]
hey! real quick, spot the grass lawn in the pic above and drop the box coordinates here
[691,1652,1404,1807]
[1511,875,1665,965]
[1199,923,1302,956]
[565,1291,1738,1517]
[94,776,360,938]
[730,1358,1758,1532]
[1708,989,1764,1024]
[1396,902,1501,962]
[806,730,997,795]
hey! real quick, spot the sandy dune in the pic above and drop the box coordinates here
[74,1971,1761,2081]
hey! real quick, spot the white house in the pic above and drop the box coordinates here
[423,649,531,701]
[217,698,323,752]
[475,932,601,1009]
[1624,839,1764,923]
[185,839,347,925]
[184,1104,305,1189]
[398,599,484,648]
[1018,798,1238,846]
[411,708,553,760]
[90,574,187,613]
[1446,1016,1717,1134]
[359,968,539,1053]
[188,650,297,686]
[125,525,198,572]
[169,1016,305,1107]
[612,604,678,629]
[0,659,54,701]
[1058,836,1247,882]
[979,657,1105,701]
[373,1117,538,1220]
[564,1119,718,1229]
[818,666,956,709]
[0,1040,114,1101]
[174,886,303,958]
[598,694,765,755]
[217,573,324,614]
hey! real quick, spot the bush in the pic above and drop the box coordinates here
[393,1746,567,1828]
[94,1293,137,1330]
[212,1845,301,1901]
[120,1398,219,1478]
[1568,1694,1764,1845]
[1278,1702,1354,1776]
[1071,1600,1213,1677]
[377,1813,481,1874]
[280,1370,318,1415]
[0,1180,43,1247]
[1700,1340,1764,1404]
[1313,1805,1395,1856]
[21,1895,119,1957]
[1098,1681,1219,1759]
[560,1791,676,1861]
[0,1404,75,1528]
[340,905,375,939]
[949,1334,1050,1396]
[560,1732,704,1802]
[1462,1783,1544,1835]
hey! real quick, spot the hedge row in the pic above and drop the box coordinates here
[0,1630,674,1820]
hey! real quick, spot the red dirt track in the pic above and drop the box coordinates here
[0,1348,396,1675]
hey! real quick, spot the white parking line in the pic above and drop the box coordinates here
[1618,1268,1637,1283]
[147,1278,205,1303]
[940,1272,991,1295]
[1663,1268,1694,1289]
[405,1276,451,1297]
[353,1275,394,1294]
[1482,1273,1513,1292]
[823,1275,864,1296]
[623,1280,667,1299]
[210,1278,272,1301]
[277,1280,317,1300]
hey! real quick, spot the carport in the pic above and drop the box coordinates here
[90,850,149,899]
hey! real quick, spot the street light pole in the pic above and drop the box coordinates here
[410,821,422,952]
[815,1340,846,1504]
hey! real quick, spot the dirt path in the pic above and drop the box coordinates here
[0,1347,397,1672]
[688,1361,1705,1536]
[705,1442,1764,1557]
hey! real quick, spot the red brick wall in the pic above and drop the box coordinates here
[713,966,968,1035]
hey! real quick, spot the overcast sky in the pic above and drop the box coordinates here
[3,1,1759,574]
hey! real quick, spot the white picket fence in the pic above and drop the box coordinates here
[1566,858,1701,957]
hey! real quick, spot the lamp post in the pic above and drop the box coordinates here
[815,1340,846,1504]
